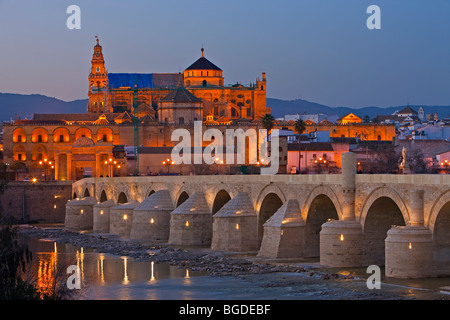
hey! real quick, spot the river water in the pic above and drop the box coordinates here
[20,234,450,300]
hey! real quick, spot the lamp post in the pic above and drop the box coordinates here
[39,158,54,181]
[162,158,175,175]
[313,157,328,174]
[104,157,122,177]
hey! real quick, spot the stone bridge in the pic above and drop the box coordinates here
[67,153,450,279]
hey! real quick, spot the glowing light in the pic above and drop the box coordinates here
[340,234,344,241]
[80,209,84,214]
[185,269,190,278]
[185,221,189,227]
[236,223,239,230]
[123,214,128,220]
[53,204,57,209]
[32,178,37,183]
[150,261,155,282]
[100,210,104,215]
[123,258,129,284]
[150,218,154,224]
[281,230,284,236]
[409,242,412,250]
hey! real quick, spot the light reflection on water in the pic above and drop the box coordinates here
[21,234,450,300]
[22,235,207,299]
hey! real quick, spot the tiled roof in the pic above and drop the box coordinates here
[161,87,202,103]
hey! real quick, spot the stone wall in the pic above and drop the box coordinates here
[0,181,72,223]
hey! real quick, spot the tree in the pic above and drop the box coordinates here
[260,113,275,133]
[294,119,306,174]
[363,115,370,123]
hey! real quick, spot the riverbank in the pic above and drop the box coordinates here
[17,224,450,300]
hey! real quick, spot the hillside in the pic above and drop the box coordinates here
[0,93,86,121]
[267,98,450,120]
[0,92,449,122]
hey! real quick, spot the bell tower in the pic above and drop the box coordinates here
[88,36,109,113]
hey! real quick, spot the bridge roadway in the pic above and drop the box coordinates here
[67,153,450,278]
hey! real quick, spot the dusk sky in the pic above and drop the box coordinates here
[0,0,449,108]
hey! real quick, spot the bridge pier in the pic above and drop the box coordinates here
[385,190,434,278]
[93,199,116,232]
[211,192,258,252]
[257,199,305,259]
[64,197,97,231]
[110,201,139,237]
[130,190,174,242]
[320,152,364,267]
[168,192,212,246]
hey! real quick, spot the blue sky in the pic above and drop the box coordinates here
[0,0,449,108]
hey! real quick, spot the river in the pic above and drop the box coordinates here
[19,231,450,300]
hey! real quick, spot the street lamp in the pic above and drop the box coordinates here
[162,158,175,175]
[39,158,54,180]
[104,157,122,177]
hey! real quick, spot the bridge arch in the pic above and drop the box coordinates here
[428,190,450,275]
[301,185,342,222]
[359,186,410,227]
[212,189,232,214]
[83,188,90,197]
[99,190,108,202]
[175,188,190,208]
[360,187,408,266]
[304,192,339,258]
[117,192,128,204]
[256,185,286,244]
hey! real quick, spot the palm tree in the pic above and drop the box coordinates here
[260,113,275,133]
[294,119,306,174]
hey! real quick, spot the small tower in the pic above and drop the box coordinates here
[418,107,424,121]
[88,36,109,113]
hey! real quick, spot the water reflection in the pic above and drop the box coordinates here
[22,235,206,299]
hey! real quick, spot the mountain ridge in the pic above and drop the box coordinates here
[1,92,449,122]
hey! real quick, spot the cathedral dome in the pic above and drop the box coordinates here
[185,48,222,71]
[183,48,224,87]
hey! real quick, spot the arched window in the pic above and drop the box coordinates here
[31,128,48,143]
[13,145,26,161]
[96,127,113,143]
[179,117,185,125]
[53,128,70,143]
[13,128,27,143]
[75,127,92,140]
[202,80,207,87]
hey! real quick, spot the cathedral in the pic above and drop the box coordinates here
[87,37,269,122]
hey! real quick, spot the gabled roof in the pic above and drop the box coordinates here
[114,111,133,120]
[161,86,202,103]
[398,106,418,115]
